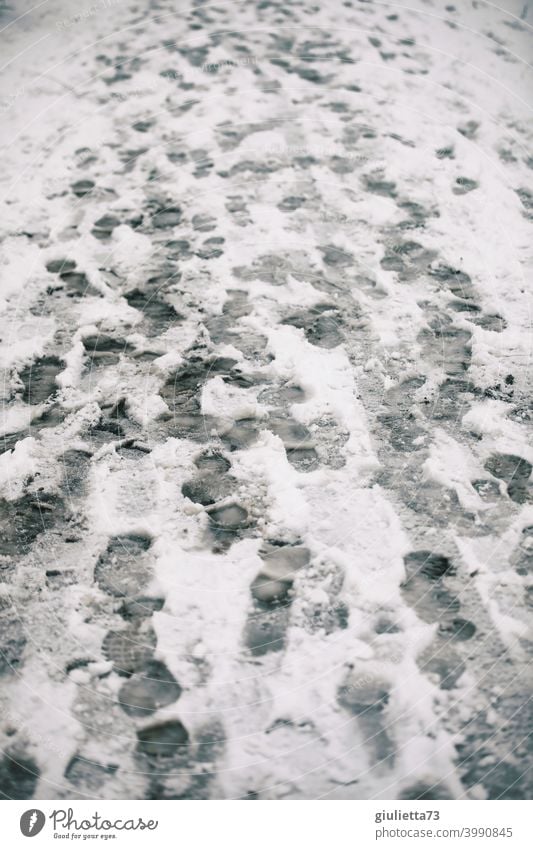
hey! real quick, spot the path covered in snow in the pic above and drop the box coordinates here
[0,0,532,799]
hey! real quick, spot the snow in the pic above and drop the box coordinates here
[0,0,532,802]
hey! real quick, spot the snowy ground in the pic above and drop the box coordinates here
[0,0,532,800]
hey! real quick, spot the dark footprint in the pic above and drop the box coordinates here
[196,237,224,260]
[436,146,454,159]
[47,569,76,588]
[91,215,120,239]
[64,757,117,792]
[0,609,27,674]
[337,669,394,764]
[420,324,472,376]
[83,334,135,366]
[251,573,293,604]
[132,119,154,133]
[484,454,532,481]
[418,647,466,690]
[151,207,182,229]
[225,197,251,225]
[437,617,476,641]
[363,176,397,198]
[268,416,313,449]
[195,720,226,766]
[259,384,306,406]
[512,526,533,576]
[115,440,151,460]
[453,177,478,195]
[468,313,507,332]
[399,478,475,532]
[71,179,95,198]
[404,551,454,580]
[163,361,218,412]
[375,613,402,634]
[192,151,215,179]
[224,369,258,390]
[430,379,479,422]
[428,265,475,300]
[94,534,153,597]
[0,493,66,556]
[401,552,459,625]
[484,453,532,504]
[293,65,331,84]
[160,358,238,413]
[382,375,426,409]
[457,740,529,800]
[458,121,479,140]
[278,196,305,212]
[397,200,433,229]
[353,273,388,299]
[380,241,437,281]
[432,324,472,377]
[0,753,40,799]
[136,720,189,758]
[46,258,76,274]
[481,762,528,800]
[244,543,309,655]
[407,586,471,637]
[449,300,481,316]
[250,543,309,604]
[399,781,450,800]
[436,326,472,375]
[259,542,310,580]
[221,417,260,450]
[283,304,343,349]
[222,290,251,319]
[378,412,425,452]
[244,609,290,656]
[208,503,250,549]
[337,672,389,715]
[182,473,234,506]
[0,431,26,456]
[233,254,292,286]
[118,596,165,622]
[166,413,219,442]
[192,213,216,233]
[102,626,157,676]
[472,479,501,501]
[319,245,354,268]
[194,451,231,474]
[310,599,349,634]
[125,289,183,334]
[286,447,320,472]
[378,377,426,451]
[166,239,193,259]
[32,404,65,430]
[60,271,101,298]
[147,271,181,290]
[206,317,267,358]
[60,449,92,498]
[87,411,127,447]
[19,356,63,405]
[118,660,182,716]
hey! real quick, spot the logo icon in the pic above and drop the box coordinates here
[20,810,45,837]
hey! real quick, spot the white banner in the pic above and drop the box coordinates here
[1,800,531,848]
